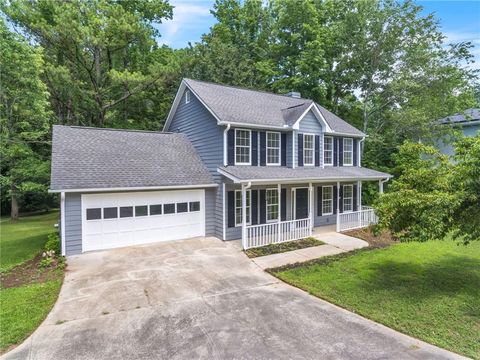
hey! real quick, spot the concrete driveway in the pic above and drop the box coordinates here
[4,237,464,360]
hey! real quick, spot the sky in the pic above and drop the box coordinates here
[157,0,480,67]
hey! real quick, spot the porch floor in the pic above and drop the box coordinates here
[251,227,368,270]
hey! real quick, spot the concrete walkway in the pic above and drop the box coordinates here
[252,229,369,270]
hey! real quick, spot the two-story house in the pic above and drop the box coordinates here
[50,79,391,255]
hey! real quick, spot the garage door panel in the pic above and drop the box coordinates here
[82,190,205,252]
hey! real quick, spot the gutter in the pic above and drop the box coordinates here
[49,183,218,194]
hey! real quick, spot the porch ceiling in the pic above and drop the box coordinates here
[218,166,392,184]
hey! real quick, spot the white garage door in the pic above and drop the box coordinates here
[81,190,205,252]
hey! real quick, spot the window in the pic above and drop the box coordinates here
[235,129,251,164]
[189,201,200,212]
[266,132,281,165]
[322,186,333,215]
[324,136,333,166]
[185,90,191,104]
[266,189,279,222]
[343,185,353,212]
[164,203,175,214]
[235,190,251,226]
[120,206,133,218]
[150,204,162,216]
[86,208,101,220]
[135,206,148,217]
[304,134,314,166]
[103,207,118,219]
[343,138,353,166]
[177,202,188,213]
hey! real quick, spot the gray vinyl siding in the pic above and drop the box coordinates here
[205,188,216,236]
[297,110,323,167]
[65,193,82,255]
[168,88,225,238]
[286,132,294,168]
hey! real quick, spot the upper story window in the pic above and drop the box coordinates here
[266,189,279,222]
[304,134,314,166]
[185,90,191,104]
[324,136,333,166]
[266,132,280,165]
[235,129,251,165]
[343,138,353,166]
[343,184,353,212]
[235,190,251,226]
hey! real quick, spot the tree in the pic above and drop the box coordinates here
[0,19,51,219]
[2,0,175,128]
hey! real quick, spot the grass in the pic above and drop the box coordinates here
[271,240,480,359]
[0,211,59,272]
[0,212,63,353]
[0,278,62,351]
[245,237,324,258]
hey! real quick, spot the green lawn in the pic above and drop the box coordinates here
[0,211,59,272]
[0,279,62,351]
[272,240,480,359]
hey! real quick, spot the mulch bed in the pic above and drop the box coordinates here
[0,254,64,289]
[343,226,397,248]
[245,237,325,258]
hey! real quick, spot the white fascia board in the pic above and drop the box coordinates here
[217,168,241,183]
[218,121,290,131]
[324,131,366,138]
[236,176,392,185]
[49,183,218,194]
[292,103,333,132]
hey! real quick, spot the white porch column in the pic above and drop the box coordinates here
[357,180,362,210]
[309,182,314,231]
[60,192,66,256]
[241,183,247,249]
[277,183,281,242]
[336,181,340,232]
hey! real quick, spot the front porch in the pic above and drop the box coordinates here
[230,181,382,250]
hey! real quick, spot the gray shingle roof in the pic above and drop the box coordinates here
[219,166,391,182]
[184,79,365,136]
[50,125,215,191]
[438,108,480,125]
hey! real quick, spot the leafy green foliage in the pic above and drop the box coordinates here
[44,232,60,255]
[375,137,480,242]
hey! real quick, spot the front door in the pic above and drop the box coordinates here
[295,188,309,219]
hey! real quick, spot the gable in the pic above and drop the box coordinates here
[298,109,323,133]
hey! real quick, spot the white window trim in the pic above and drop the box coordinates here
[266,188,279,223]
[343,184,353,213]
[235,189,251,227]
[185,90,191,104]
[322,185,333,215]
[266,131,281,166]
[323,136,333,166]
[343,138,353,166]
[303,133,315,166]
[234,128,252,165]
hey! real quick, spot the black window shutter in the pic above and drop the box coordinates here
[353,184,358,212]
[333,137,338,166]
[251,131,258,166]
[339,138,344,166]
[227,191,235,227]
[281,133,287,166]
[339,185,344,213]
[227,129,235,165]
[333,186,338,214]
[353,139,358,166]
[251,190,258,225]
[297,133,304,166]
[281,188,287,221]
[259,190,266,224]
[315,135,320,167]
[259,132,266,166]
[317,187,322,216]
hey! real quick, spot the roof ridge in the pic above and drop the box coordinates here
[184,78,311,102]
[55,125,174,135]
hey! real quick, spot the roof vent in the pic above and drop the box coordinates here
[286,91,301,99]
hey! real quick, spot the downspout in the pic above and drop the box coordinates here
[379,178,389,194]
[358,137,365,167]
[223,123,231,166]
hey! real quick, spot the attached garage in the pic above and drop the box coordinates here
[50,126,217,255]
[82,190,205,252]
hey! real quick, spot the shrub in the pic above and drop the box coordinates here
[45,232,60,254]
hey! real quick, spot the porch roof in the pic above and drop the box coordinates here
[218,166,392,184]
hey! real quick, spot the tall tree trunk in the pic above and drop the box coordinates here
[11,190,19,220]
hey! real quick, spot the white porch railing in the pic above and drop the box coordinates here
[243,218,312,250]
[337,206,378,232]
